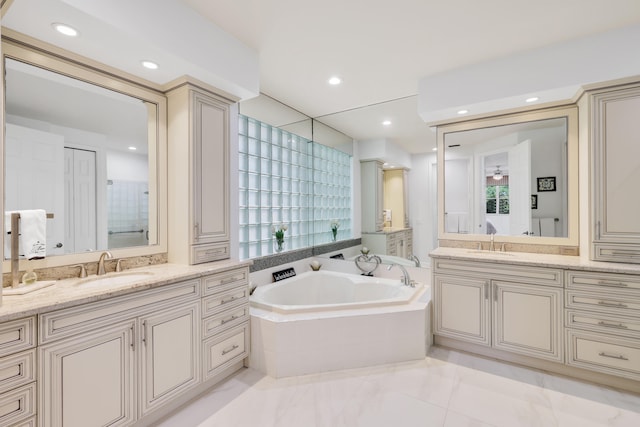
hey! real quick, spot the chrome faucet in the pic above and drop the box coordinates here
[489,233,495,252]
[97,251,113,276]
[387,263,413,287]
[407,254,421,267]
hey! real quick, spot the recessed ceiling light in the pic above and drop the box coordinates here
[457,109,468,115]
[328,76,341,85]
[128,146,137,151]
[382,120,392,126]
[141,60,159,70]
[52,23,78,37]
[432,147,438,152]
[383,162,389,166]
[526,97,539,103]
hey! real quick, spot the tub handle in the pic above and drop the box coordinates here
[222,344,239,356]
[221,315,239,325]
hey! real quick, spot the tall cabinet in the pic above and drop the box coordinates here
[360,160,384,232]
[590,83,640,263]
[167,83,237,264]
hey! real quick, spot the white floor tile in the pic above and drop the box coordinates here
[154,348,640,427]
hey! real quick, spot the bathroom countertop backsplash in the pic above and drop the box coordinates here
[430,246,640,275]
[0,259,252,323]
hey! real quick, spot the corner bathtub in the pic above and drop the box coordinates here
[249,270,431,378]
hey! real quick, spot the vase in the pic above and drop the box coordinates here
[331,229,337,242]
[275,238,284,252]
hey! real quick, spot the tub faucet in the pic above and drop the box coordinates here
[97,251,113,276]
[387,263,413,287]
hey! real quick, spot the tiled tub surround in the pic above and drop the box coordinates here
[0,260,251,426]
[430,247,640,394]
[250,270,430,378]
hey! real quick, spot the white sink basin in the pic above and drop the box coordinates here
[465,250,515,257]
[73,271,156,288]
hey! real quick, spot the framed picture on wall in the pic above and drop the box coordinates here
[537,177,556,192]
[531,194,538,209]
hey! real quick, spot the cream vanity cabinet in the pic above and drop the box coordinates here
[167,83,236,264]
[0,318,37,426]
[360,160,384,232]
[361,228,413,258]
[590,83,640,263]
[565,270,640,381]
[433,258,564,362]
[38,280,201,427]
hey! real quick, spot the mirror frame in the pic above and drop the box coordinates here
[436,105,579,249]
[1,35,168,269]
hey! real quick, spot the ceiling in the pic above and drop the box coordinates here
[182,0,640,153]
[3,1,640,154]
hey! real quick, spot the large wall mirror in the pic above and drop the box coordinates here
[2,39,167,268]
[437,106,579,248]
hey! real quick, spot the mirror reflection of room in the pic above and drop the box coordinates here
[443,117,568,238]
[4,58,152,256]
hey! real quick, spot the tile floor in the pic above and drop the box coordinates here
[156,347,640,427]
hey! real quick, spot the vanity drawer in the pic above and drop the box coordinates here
[0,318,36,359]
[565,290,640,316]
[565,310,640,339]
[566,329,640,380]
[191,242,230,264]
[202,268,248,296]
[203,323,249,380]
[40,279,200,344]
[202,287,249,318]
[566,270,640,293]
[202,305,249,339]
[433,259,563,287]
[0,349,35,395]
[593,243,640,265]
[0,383,36,427]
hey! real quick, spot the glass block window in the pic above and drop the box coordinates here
[238,115,352,259]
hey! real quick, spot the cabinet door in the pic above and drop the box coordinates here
[592,86,640,262]
[191,90,230,246]
[434,275,490,346]
[39,321,135,427]
[492,281,563,361]
[139,301,200,416]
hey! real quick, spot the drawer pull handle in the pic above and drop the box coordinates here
[597,301,628,309]
[221,315,239,325]
[598,321,628,329]
[221,344,239,356]
[597,281,628,288]
[220,276,239,285]
[609,251,640,257]
[598,351,629,361]
[221,296,239,305]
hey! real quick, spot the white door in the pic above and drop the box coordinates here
[64,148,97,253]
[5,124,65,256]
[508,140,532,235]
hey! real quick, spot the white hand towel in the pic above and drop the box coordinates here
[539,217,556,237]
[4,209,47,259]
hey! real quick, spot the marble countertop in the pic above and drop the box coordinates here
[362,227,411,235]
[0,259,252,323]
[429,247,640,275]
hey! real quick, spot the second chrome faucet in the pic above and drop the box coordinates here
[97,251,113,276]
